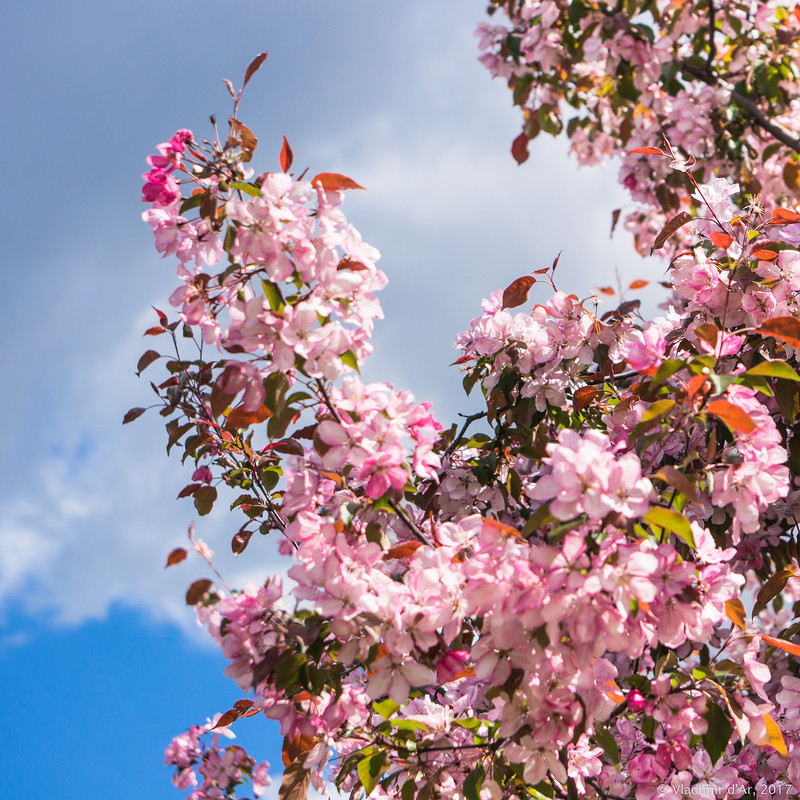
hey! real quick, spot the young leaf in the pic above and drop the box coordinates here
[650,211,693,254]
[725,599,746,630]
[573,385,598,412]
[511,132,529,164]
[628,146,667,156]
[165,547,188,567]
[278,755,312,800]
[753,568,796,617]
[243,51,269,89]
[644,507,696,548]
[226,404,272,429]
[280,135,294,173]
[310,173,365,191]
[185,578,213,605]
[770,208,800,224]
[502,275,535,309]
[708,230,734,250]
[123,407,147,425]
[629,279,649,289]
[753,713,788,757]
[757,316,800,348]
[652,465,698,502]
[761,634,800,657]
[706,399,757,434]
[194,485,218,516]
[137,349,161,374]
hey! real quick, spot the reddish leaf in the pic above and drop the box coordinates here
[502,276,536,309]
[611,209,621,238]
[753,249,778,261]
[653,465,698,502]
[280,135,294,173]
[337,257,369,271]
[229,119,258,154]
[123,407,146,425]
[708,230,734,250]
[762,633,800,657]
[384,541,424,560]
[232,528,255,556]
[137,350,160,374]
[628,279,649,290]
[227,404,272,429]
[282,734,317,768]
[511,132,529,165]
[707,399,757,434]
[152,307,168,326]
[694,323,719,350]
[450,355,475,366]
[651,211,693,254]
[194,485,218,516]
[726,598,746,630]
[573,385,598,412]
[279,756,312,800]
[165,547,188,567]
[770,208,800,224]
[243,52,269,88]
[628,146,667,156]
[186,578,213,605]
[686,373,709,400]
[233,699,255,713]
[211,708,242,730]
[144,326,165,336]
[757,317,800,349]
[597,286,615,296]
[310,173,365,191]
[222,78,236,98]
[754,568,796,617]
[177,483,202,499]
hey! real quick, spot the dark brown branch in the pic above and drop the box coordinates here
[682,62,800,155]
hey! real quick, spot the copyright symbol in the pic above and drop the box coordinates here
[658,786,668,795]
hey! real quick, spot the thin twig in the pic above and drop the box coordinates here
[444,411,488,459]
[389,500,432,545]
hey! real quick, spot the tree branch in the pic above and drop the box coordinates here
[682,62,800,155]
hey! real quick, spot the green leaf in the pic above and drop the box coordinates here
[179,193,203,214]
[775,379,800,422]
[641,398,676,422]
[702,701,733,767]
[261,279,284,312]
[523,504,556,537]
[593,725,620,766]
[747,361,800,382]
[644,507,695,548]
[357,750,388,796]
[462,765,485,800]
[340,350,360,373]
[230,181,263,197]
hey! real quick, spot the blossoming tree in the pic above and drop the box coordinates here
[130,3,800,798]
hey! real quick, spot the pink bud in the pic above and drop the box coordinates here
[435,650,470,683]
[627,688,647,713]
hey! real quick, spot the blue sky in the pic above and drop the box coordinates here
[0,1,659,796]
